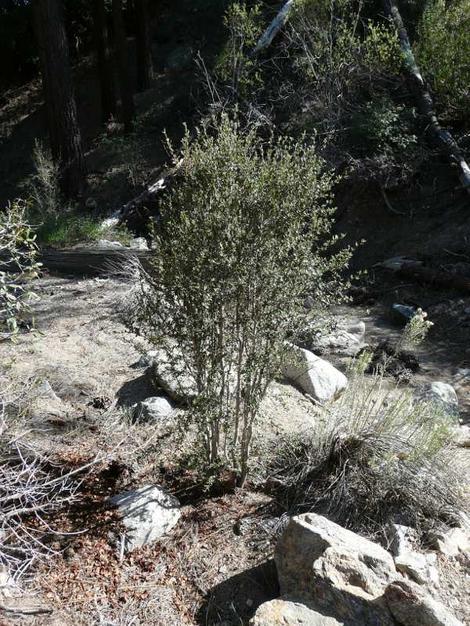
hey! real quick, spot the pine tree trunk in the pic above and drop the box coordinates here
[135,0,154,91]
[93,0,116,123]
[112,0,136,132]
[33,0,86,198]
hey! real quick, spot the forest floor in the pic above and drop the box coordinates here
[1,0,470,622]
[1,269,469,625]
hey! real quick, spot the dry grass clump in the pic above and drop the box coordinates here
[266,373,466,540]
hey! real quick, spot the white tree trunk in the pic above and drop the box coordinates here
[253,0,295,55]
[383,0,470,193]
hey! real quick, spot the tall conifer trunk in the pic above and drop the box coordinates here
[93,0,116,123]
[112,0,135,132]
[135,0,154,92]
[33,0,86,198]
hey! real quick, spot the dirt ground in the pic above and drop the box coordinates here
[0,267,469,625]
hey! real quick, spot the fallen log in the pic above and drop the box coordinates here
[34,247,151,277]
[379,256,470,292]
[253,0,295,55]
[382,0,470,194]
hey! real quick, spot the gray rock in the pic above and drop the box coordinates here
[283,345,347,404]
[385,579,463,626]
[275,513,396,625]
[250,598,343,625]
[110,485,180,553]
[133,396,174,422]
[85,197,98,210]
[414,382,459,416]
[391,303,417,324]
[380,257,421,271]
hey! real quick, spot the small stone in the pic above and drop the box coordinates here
[152,345,198,403]
[391,303,417,324]
[133,396,174,422]
[250,599,343,626]
[110,485,180,553]
[85,197,98,210]
[137,350,159,368]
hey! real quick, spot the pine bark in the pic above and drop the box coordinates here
[112,0,136,132]
[93,0,116,123]
[135,0,154,91]
[33,0,86,198]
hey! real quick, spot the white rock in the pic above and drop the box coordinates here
[310,320,366,357]
[453,425,470,448]
[275,513,396,625]
[101,216,120,230]
[414,382,459,416]
[283,345,347,404]
[137,349,159,368]
[385,579,463,626]
[250,598,343,625]
[129,237,149,250]
[429,527,469,557]
[134,396,174,421]
[36,379,61,402]
[394,551,439,586]
[387,523,417,557]
[110,485,180,553]
[386,523,438,585]
[152,345,197,403]
[96,239,125,249]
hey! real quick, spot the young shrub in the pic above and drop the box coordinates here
[267,370,465,539]
[132,113,350,484]
[28,140,61,215]
[0,199,40,337]
[214,1,263,100]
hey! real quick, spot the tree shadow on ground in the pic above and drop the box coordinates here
[196,559,279,626]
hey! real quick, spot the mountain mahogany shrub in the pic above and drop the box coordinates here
[133,114,351,484]
[214,1,263,100]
